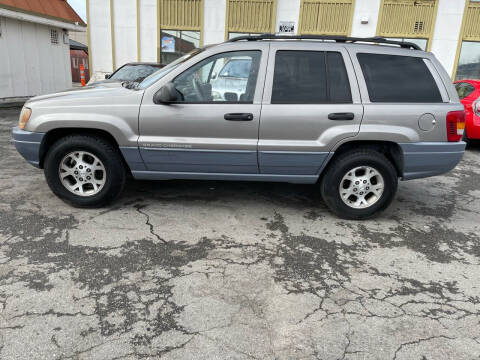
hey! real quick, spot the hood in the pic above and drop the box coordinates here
[25,82,134,107]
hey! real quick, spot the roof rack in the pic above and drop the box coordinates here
[226,34,422,50]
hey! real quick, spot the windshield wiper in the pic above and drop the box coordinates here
[122,81,139,89]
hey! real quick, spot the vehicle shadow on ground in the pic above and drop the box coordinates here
[466,140,480,152]
[121,178,327,212]
[117,143,480,220]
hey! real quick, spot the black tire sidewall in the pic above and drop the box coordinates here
[463,129,471,146]
[321,152,398,220]
[44,136,126,207]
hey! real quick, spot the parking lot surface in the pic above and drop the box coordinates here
[1,107,480,359]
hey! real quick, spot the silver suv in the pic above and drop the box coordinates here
[12,35,466,219]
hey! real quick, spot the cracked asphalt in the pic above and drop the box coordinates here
[1,107,480,359]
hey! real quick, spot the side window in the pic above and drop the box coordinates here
[271,51,352,104]
[357,53,442,103]
[455,82,475,100]
[327,52,352,103]
[173,51,261,103]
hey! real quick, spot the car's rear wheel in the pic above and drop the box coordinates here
[463,128,471,147]
[44,135,126,207]
[320,150,398,220]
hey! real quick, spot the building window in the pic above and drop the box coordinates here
[454,1,480,80]
[158,0,203,64]
[82,58,88,70]
[455,41,480,81]
[72,58,78,69]
[50,29,59,44]
[160,30,200,65]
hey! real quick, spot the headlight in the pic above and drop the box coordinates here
[473,97,480,117]
[212,91,222,101]
[18,107,32,130]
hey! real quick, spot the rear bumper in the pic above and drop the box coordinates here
[12,127,45,168]
[399,142,466,180]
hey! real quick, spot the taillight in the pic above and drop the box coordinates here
[446,111,465,142]
[473,97,480,117]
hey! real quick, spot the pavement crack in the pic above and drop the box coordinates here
[134,204,168,244]
[392,335,455,360]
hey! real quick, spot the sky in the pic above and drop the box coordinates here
[67,0,86,22]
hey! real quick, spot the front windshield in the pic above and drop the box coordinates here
[110,64,162,82]
[137,47,207,89]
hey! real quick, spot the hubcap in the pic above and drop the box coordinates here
[339,166,384,209]
[59,151,106,197]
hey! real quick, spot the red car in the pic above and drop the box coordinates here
[454,79,480,142]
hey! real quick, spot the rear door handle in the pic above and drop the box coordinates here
[224,113,254,121]
[328,112,355,121]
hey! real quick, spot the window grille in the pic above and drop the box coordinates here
[226,0,277,35]
[50,29,59,44]
[378,0,437,38]
[299,0,354,36]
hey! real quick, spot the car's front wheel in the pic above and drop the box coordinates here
[44,135,126,207]
[320,150,398,220]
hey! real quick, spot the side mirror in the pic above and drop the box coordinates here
[211,71,218,79]
[153,82,180,104]
[105,73,111,79]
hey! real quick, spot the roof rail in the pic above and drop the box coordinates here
[226,34,422,50]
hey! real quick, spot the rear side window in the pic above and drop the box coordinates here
[327,52,352,103]
[272,51,352,104]
[357,53,442,103]
[455,82,475,99]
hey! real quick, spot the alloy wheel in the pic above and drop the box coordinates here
[338,166,384,209]
[58,151,106,196]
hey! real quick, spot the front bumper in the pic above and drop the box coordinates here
[12,127,45,168]
[399,142,466,180]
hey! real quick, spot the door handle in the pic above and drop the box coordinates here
[328,112,355,121]
[224,113,254,121]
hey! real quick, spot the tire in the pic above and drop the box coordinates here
[44,135,126,207]
[463,129,471,147]
[320,150,398,220]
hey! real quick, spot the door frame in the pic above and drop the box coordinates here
[137,42,271,176]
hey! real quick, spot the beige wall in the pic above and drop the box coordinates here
[69,30,88,46]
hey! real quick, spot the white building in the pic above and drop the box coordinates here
[0,0,86,100]
[87,0,480,82]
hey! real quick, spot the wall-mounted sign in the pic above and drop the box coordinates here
[161,36,175,53]
[279,21,295,34]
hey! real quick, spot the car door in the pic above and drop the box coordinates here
[258,42,363,177]
[138,44,268,175]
